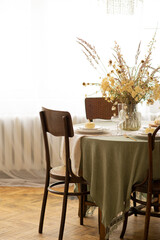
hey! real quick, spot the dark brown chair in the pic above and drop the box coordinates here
[38,108,89,240]
[85,97,118,121]
[120,125,160,240]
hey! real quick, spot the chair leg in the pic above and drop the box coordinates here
[143,194,152,240]
[80,194,84,225]
[120,212,128,239]
[133,192,137,216]
[79,183,88,225]
[58,180,69,240]
[153,194,159,212]
[78,183,87,218]
[39,181,49,233]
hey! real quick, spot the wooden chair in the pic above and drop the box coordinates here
[38,108,89,240]
[120,125,160,240]
[85,97,118,121]
[80,97,118,231]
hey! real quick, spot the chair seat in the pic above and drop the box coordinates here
[50,166,88,184]
[133,179,160,194]
[50,165,66,177]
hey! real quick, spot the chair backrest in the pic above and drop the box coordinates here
[85,97,118,121]
[41,107,74,137]
[39,107,74,173]
[148,125,160,183]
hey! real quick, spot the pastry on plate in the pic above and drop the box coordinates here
[85,121,95,129]
[145,127,155,134]
[154,118,160,125]
[149,118,160,127]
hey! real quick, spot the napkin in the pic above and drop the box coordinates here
[60,134,84,176]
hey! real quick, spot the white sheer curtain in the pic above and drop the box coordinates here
[0,0,160,117]
[0,0,160,186]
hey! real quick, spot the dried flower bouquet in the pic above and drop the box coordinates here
[77,33,160,108]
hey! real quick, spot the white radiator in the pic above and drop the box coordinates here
[0,115,62,184]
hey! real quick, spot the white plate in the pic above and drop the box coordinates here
[75,126,105,134]
[132,131,160,139]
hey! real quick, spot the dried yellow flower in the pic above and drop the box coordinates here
[112,106,116,111]
[109,60,112,65]
[131,91,137,98]
[135,86,142,93]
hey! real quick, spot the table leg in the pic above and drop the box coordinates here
[99,208,106,240]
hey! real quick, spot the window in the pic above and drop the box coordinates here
[0,0,159,118]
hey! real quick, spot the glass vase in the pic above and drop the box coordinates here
[119,104,141,131]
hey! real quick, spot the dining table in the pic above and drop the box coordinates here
[65,120,160,239]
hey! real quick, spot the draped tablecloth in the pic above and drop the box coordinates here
[80,134,160,237]
[58,119,160,237]
[66,120,160,238]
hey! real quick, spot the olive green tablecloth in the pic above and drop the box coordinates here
[81,135,160,236]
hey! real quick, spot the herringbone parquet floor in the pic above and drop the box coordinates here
[0,186,160,240]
